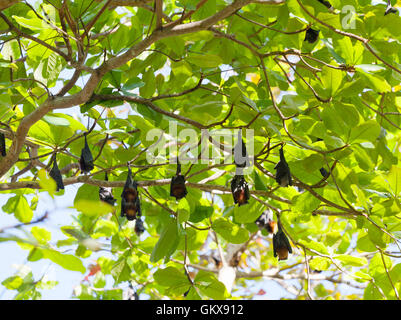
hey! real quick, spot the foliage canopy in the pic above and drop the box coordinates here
[1,0,401,300]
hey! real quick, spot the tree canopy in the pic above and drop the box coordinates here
[1,0,401,300]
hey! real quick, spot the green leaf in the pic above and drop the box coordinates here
[153,266,188,287]
[74,199,114,217]
[309,257,330,271]
[349,120,381,143]
[294,191,321,214]
[187,53,223,68]
[150,218,181,263]
[111,257,132,285]
[31,227,51,244]
[2,195,33,223]
[195,270,229,300]
[335,254,368,267]
[321,66,343,96]
[177,198,190,223]
[212,218,249,244]
[42,249,85,273]
[37,169,56,196]
[233,201,264,224]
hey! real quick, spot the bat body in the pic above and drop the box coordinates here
[304,28,320,43]
[275,147,292,187]
[135,217,145,236]
[170,174,187,200]
[99,173,116,205]
[320,167,329,178]
[231,175,250,206]
[121,169,141,220]
[273,225,292,261]
[317,0,332,9]
[79,135,94,174]
[255,210,277,234]
[49,157,64,191]
[233,130,249,168]
[0,132,6,157]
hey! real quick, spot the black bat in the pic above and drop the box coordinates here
[273,223,292,261]
[255,209,277,234]
[231,175,250,206]
[134,217,145,236]
[99,173,116,205]
[275,147,292,187]
[79,134,94,174]
[49,155,64,191]
[317,0,332,9]
[121,168,141,221]
[233,129,249,168]
[304,28,320,43]
[320,167,329,178]
[170,162,188,200]
[0,132,6,157]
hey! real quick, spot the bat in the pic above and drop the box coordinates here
[274,147,292,187]
[273,223,292,261]
[304,28,320,43]
[255,209,277,234]
[233,129,249,168]
[135,217,145,236]
[121,168,141,220]
[99,173,116,205]
[49,155,64,191]
[170,162,188,200]
[79,134,94,174]
[231,175,250,206]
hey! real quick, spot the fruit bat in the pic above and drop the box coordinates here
[49,155,64,191]
[320,167,329,178]
[304,28,320,43]
[134,217,145,236]
[212,256,223,269]
[0,132,6,157]
[79,134,94,174]
[275,147,292,187]
[317,0,333,10]
[231,175,250,206]
[255,209,277,234]
[233,130,249,168]
[121,168,141,221]
[99,173,116,206]
[273,223,292,261]
[170,163,188,200]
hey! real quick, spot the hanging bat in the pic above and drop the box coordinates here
[273,223,292,261]
[304,28,320,43]
[0,132,6,157]
[231,175,250,206]
[212,256,223,269]
[49,155,64,191]
[320,167,329,178]
[170,162,188,200]
[255,209,277,234]
[275,147,292,187]
[121,168,141,220]
[134,217,145,236]
[79,134,94,174]
[99,173,116,205]
[317,0,333,10]
[233,129,249,168]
